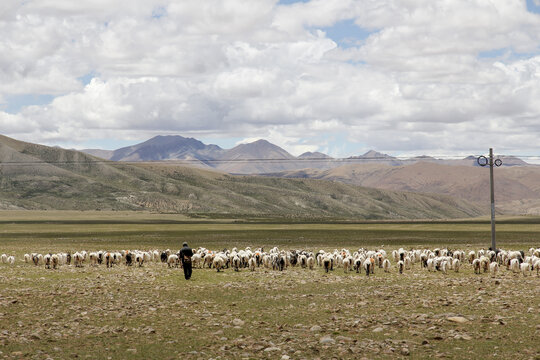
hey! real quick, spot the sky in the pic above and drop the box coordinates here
[1,0,540,159]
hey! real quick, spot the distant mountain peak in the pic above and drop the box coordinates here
[361,150,394,158]
[224,139,295,160]
[100,134,225,162]
[347,150,397,160]
[298,151,332,159]
[236,139,282,149]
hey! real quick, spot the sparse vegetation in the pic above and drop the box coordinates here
[0,136,485,218]
[0,212,539,359]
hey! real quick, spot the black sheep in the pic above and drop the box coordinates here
[125,252,133,266]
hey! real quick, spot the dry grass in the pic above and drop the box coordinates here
[0,213,539,359]
[0,261,539,359]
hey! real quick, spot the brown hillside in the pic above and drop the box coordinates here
[269,162,540,213]
[0,134,485,219]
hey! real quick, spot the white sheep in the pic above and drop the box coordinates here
[468,251,476,264]
[248,257,256,271]
[472,258,481,274]
[322,255,333,273]
[404,256,412,270]
[167,254,179,268]
[489,262,499,276]
[135,253,144,267]
[316,252,325,267]
[353,258,362,273]
[213,255,225,272]
[298,254,308,269]
[479,256,490,273]
[382,259,391,273]
[89,252,98,266]
[203,253,214,268]
[104,252,114,268]
[533,259,540,276]
[342,257,351,273]
[452,258,460,273]
[453,250,464,262]
[232,255,241,271]
[510,258,520,273]
[73,252,84,267]
[58,253,67,265]
[113,252,123,265]
[363,258,374,276]
[262,254,272,269]
[51,254,59,269]
[7,256,15,265]
[24,254,31,263]
[307,256,315,270]
[240,252,250,268]
[520,263,532,277]
[440,260,448,274]
[392,249,399,262]
[426,258,435,272]
[1,254,7,263]
[191,253,202,268]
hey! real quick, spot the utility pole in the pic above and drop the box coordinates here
[477,148,502,250]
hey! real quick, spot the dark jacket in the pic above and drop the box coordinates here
[179,246,193,262]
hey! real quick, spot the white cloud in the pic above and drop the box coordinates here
[1,0,540,156]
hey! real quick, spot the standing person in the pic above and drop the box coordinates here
[179,242,193,280]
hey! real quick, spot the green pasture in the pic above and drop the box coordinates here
[0,211,539,254]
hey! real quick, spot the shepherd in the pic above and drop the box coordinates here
[179,242,194,280]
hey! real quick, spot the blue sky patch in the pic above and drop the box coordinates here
[526,0,540,14]
[278,0,310,5]
[478,47,540,61]
[478,48,508,59]
[152,6,167,19]
[1,94,56,114]
[320,19,377,48]
[78,71,98,86]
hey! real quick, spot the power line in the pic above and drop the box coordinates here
[0,155,538,166]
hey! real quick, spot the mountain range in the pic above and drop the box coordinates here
[79,134,540,215]
[0,134,485,219]
[264,162,540,205]
[3,133,539,216]
[83,135,531,174]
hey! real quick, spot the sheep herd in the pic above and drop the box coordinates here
[2,246,540,277]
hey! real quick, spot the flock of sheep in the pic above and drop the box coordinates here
[2,246,540,277]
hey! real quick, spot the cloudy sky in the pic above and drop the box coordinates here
[1,0,540,158]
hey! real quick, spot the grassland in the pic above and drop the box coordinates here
[0,211,539,359]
